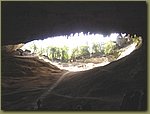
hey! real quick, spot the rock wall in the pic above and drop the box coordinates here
[2,2,147,45]
[2,43,24,53]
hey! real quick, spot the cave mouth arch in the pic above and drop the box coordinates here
[19,32,142,72]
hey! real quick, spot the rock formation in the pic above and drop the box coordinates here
[1,1,147,111]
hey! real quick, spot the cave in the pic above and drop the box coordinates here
[1,1,147,111]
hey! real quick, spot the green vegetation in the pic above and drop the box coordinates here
[30,43,37,53]
[92,43,101,54]
[132,35,142,48]
[23,33,142,63]
[79,45,90,57]
[70,47,79,62]
[61,46,69,62]
[102,41,116,55]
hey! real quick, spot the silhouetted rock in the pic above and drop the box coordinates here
[120,90,144,110]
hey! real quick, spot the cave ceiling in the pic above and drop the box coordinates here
[1,1,147,45]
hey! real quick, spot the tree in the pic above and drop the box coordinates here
[61,46,69,62]
[56,48,61,59]
[92,43,101,54]
[50,47,57,61]
[132,35,142,48]
[33,43,37,53]
[38,47,45,56]
[29,42,37,53]
[70,47,79,61]
[102,41,116,55]
[46,46,50,57]
[79,45,90,57]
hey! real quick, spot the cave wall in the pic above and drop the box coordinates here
[1,1,147,71]
[1,2,147,110]
[2,1,147,46]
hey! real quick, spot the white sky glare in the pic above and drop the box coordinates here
[21,32,119,53]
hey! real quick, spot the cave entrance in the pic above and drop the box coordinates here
[19,32,142,72]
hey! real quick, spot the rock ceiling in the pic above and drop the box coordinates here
[2,2,147,45]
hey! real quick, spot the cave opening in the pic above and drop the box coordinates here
[16,32,142,72]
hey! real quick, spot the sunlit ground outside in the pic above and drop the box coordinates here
[20,32,142,72]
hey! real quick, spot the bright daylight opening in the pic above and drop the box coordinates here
[19,32,142,72]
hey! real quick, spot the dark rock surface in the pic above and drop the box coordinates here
[40,46,147,111]
[2,1,147,45]
[1,54,66,110]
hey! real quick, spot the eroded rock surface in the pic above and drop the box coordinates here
[1,52,66,110]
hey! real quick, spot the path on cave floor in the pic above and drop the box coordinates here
[33,71,70,110]
[48,92,120,102]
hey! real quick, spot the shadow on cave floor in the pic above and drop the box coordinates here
[1,36,147,111]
